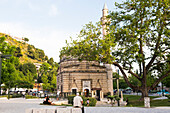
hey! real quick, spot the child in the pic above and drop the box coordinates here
[87,99,89,106]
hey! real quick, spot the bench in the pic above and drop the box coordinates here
[26,108,82,113]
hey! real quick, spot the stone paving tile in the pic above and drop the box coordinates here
[0,98,170,113]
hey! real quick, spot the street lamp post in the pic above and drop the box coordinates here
[117,69,120,106]
[113,69,121,106]
[117,69,119,97]
[0,54,12,95]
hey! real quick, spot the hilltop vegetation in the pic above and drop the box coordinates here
[0,33,47,64]
[0,33,58,93]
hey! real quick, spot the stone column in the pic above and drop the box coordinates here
[92,91,94,98]
[105,64,113,95]
[101,92,104,99]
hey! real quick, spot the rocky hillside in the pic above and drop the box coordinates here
[0,32,48,64]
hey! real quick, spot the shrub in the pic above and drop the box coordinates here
[107,95,115,106]
[114,95,120,101]
[25,95,39,99]
[0,95,7,98]
[11,94,22,98]
[83,97,97,106]
[67,95,76,105]
[67,95,97,106]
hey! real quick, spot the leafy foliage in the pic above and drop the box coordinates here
[67,95,97,106]
[60,0,170,99]
[23,37,29,42]
[40,63,57,92]
[0,33,58,92]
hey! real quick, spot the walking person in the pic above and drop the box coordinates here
[73,93,84,113]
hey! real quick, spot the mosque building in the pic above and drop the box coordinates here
[57,3,113,101]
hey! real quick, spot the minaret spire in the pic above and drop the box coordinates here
[101,3,113,96]
[102,3,108,17]
[103,3,108,10]
[101,3,109,38]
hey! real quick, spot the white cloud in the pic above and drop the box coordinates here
[49,5,59,16]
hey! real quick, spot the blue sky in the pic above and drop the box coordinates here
[0,0,124,62]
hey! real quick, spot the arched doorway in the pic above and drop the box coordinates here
[84,89,89,97]
[72,88,77,95]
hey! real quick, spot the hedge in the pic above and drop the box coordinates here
[67,95,97,106]
[25,95,39,99]
[82,97,97,106]
[68,95,76,105]
[11,94,22,98]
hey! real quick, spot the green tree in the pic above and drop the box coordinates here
[41,73,50,91]
[113,72,128,89]
[60,0,169,99]
[0,36,20,90]
[47,57,54,66]
[40,63,57,92]
[40,62,51,73]
[24,37,29,42]
[14,47,23,57]
[45,56,48,61]
[162,76,170,87]
[18,63,37,88]
[21,63,37,76]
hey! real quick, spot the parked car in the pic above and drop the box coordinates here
[157,90,170,95]
[38,91,43,94]
[124,90,132,94]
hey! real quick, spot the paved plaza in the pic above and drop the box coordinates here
[0,98,170,113]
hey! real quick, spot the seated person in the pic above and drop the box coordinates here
[43,96,52,105]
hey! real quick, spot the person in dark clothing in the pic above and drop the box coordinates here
[126,98,129,105]
[43,96,52,105]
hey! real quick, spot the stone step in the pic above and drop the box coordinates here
[25,108,83,113]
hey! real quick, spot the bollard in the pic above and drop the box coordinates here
[25,108,33,113]
[33,108,46,113]
[46,109,56,113]
[144,97,150,108]
[72,108,82,113]
[57,108,71,113]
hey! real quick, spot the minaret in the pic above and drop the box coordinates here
[101,3,113,96]
[101,3,109,38]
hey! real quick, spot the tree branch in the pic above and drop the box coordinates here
[128,70,141,81]
[146,12,164,71]
[112,62,140,90]
[150,70,170,90]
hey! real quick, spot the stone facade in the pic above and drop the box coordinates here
[57,58,113,100]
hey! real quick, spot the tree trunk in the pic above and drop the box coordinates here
[140,88,148,100]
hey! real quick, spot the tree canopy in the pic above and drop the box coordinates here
[60,0,170,98]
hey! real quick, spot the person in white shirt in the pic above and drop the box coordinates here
[73,93,84,113]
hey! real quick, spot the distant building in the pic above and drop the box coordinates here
[13,36,24,42]
[33,63,42,71]
[33,83,43,92]
[57,4,113,100]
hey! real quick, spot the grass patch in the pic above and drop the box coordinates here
[40,103,73,106]
[0,95,7,98]
[123,95,170,107]
[0,94,22,98]
[151,99,170,107]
